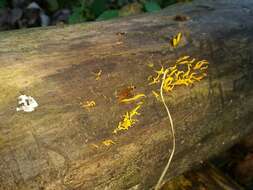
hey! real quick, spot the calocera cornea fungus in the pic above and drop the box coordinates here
[147,62,154,68]
[149,55,209,93]
[170,32,182,48]
[120,94,146,103]
[102,139,115,146]
[93,70,102,81]
[113,104,142,134]
[81,100,96,110]
[153,55,209,190]
[152,90,160,100]
[91,143,99,149]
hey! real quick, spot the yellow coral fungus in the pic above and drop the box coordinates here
[171,32,182,47]
[102,140,115,146]
[93,70,102,80]
[148,76,160,85]
[147,62,154,68]
[148,66,165,85]
[152,90,160,99]
[120,94,146,103]
[149,56,209,93]
[91,143,99,149]
[113,105,141,134]
[81,101,96,109]
[176,55,190,63]
[194,60,208,70]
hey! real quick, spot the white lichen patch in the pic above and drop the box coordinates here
[16,95,38,112]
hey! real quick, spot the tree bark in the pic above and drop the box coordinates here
[0,0,253,189]
[162,163,244,190]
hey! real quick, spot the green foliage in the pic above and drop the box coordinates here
[119,2,143,17]
[0,0,188,27]
[68,6,86,24]
[58,0,80,8]
[161,0,177,7]
[117,0,129,6]
[0,0,6,8]
[66,0,176,24]
[46,0,59,12]
[89,0,107,17]
[96,10,119,21]
[144,1,161,12]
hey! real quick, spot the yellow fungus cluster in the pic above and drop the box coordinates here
[149,56,208,92]
[171,32,182,48]
[82,30,209,155]
[113,104,142,134]
[120,93,146,103]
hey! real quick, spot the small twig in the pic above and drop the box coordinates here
[154,70,176,190]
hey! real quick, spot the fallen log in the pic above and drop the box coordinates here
[0,0,253,189]
[162,163,244,190]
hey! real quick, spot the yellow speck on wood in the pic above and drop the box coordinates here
[93,70,102,81]
[81,101,96,109]
[147,62,154,68]
[152,90,160,100]
[102,139,115,146]
[91,143,99,149]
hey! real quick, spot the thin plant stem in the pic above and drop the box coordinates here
[154,70,176,190]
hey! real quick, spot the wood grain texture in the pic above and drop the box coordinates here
[162,163,244,190]
[0,0,253,189]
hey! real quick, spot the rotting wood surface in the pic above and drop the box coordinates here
[0,0,253,189]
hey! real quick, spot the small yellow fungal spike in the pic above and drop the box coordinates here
[82,101,96,109]
[149,67,166,85]
[168,65,177,71]
[200,66,208,70]
[93,70,102,80]
[194,60,208,70]
[137,101,144,105]
[176,55,190,63]
[147,75,153,81]
[177,60,190,65]
[152,90,160,101]
[171,32,182,47]
[155,66,165,75]
[102,140,115,146]
[189,58,196,64]
[129,105,141,117]
[149,77,160,85]
[91,143,99,149]
[147,62,154,68]
[175,70,184,79]
[120,94,146,103]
